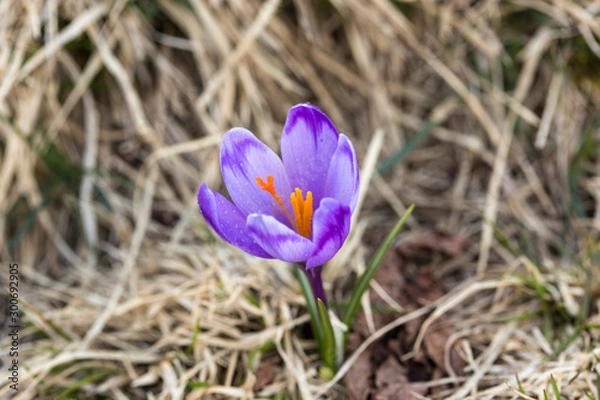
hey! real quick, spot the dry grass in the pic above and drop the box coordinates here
[1,0,599,398]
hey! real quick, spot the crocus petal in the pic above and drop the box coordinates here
[198,183,272,258]
[306,198,351,269]
[220,128,292,223]
[247,214,314,263]
[324,134,360,212]
[281,103,339,204]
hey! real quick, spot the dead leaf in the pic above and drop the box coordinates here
[423,325,450,372]
[375,384,416,400]
[345,229,466,398]
[374,356,418,399]
[344,346,372,400]
[253,362,274,392]
[398,230,468,259]
[375,356,407,389]
[423,323,466,376]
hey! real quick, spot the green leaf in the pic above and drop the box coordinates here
[58,368,114,398]
[597,369,600,400]
[248,341,276,368]
[186,381,210,389]
[550,374,560,399]
[516,373,525,393]
[341,204,414,348]
[488,216,519,256]
[7,197,51,250]
[185,323,201,354]
[378,120,435,174]
[548,327,582,360]
[317,298,337,375]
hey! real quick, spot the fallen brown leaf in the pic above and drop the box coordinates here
[374,356,419,400]
[253,362,275,392]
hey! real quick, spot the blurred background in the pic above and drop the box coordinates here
[1,0,599,398]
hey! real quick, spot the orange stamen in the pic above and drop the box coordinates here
[256,174,313,238]
[256,175,295,227]
[290,188,313,238]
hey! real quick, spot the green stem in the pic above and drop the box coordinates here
[295,266,323,343]
[305,266,327,308]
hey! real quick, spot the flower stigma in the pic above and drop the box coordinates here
[256,175,313,238]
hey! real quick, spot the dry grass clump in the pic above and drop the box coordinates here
[1,0,599,398]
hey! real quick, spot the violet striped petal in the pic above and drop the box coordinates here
[198,183,272,258]
[247,214,314,263]
[281,103,339,204]
[221,128,292,222]
[306,198,351,269]
[324,134,360,212]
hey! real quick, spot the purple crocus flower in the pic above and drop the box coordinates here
[198,103,359,304]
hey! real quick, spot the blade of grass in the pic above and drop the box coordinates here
[185,323,200,354]
[58,368,114,399]
[329,302,405,315]
[341,204,414,347]
[495,311,539,323]
[568,370,581,385]
[597,370,600,400]
[488,215,519,256]
[547,326,582,360]
[550,374,560,399]
[7,198,51,250]
[513,272,554,343]
[567,111,600,218]
[516,373,525,393]
[377,120,435,174]
[532,275,554,343]
[248,341,276,368]
[577,266,592,327]
[186,381,210,390]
